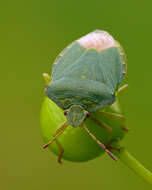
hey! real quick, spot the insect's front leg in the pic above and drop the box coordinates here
[90,116,112,133]
[106,145,121,152]
[55,140,64,164]
[116,84,128,96]
[96,111,125,120]
[96,111,130,132]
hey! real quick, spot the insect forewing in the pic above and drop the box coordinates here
[52,42,85,81]
[99,47,124,93]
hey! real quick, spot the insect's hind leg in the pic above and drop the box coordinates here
[56,140,64,164]
[116,84,128,96]
[43,73,51,87]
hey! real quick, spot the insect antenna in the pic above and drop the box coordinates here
[82,123,117,161]
[43,120,69,149]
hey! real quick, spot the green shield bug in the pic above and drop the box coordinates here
[41,30,128,163]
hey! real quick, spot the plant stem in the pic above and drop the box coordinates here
[114,148,152,185]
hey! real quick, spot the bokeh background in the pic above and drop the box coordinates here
[1,0,152,189]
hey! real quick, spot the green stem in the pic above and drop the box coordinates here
[114,148,152,185]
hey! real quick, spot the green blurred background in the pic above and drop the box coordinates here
[1,0,152,189]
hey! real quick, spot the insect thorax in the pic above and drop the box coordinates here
[65,105,87,127]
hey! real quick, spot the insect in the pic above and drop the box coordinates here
[43,30,128,163]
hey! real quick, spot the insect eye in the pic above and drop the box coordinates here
[86,112,90,118]
[64,110,68,115]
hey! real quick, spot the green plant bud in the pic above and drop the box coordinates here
[40,97,126,162]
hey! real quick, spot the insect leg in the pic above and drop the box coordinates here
[82,123,117,161]
[43,73,51,87]
[106,145,121,152]
[43,120,69,149]
[90,116,112,133]
[96,112,130,132]
[116,84,128,96]
[56,140,64,164]
[122,125,130,132]
[96,111,125,121]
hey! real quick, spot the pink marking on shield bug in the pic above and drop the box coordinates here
[77,30,117,52]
